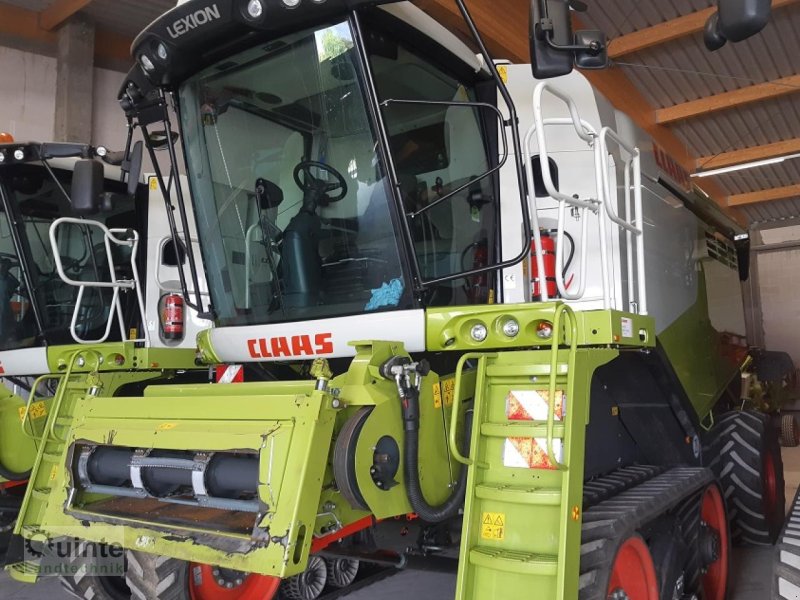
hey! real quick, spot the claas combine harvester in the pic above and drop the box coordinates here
[4,1,785,599]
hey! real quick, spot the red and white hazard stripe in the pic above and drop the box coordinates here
[215,364,244,384]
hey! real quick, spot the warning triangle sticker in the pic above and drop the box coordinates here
[483,514,493,525]
[494,516,504,526]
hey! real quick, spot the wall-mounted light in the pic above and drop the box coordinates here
[693,153,800,178]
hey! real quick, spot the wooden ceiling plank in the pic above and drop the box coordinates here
[728,184,800,206]
[40,0,95,32]
[696,138,800,171]
[608,0,800,59]
[657,74,800,125]
[0,4,57,45]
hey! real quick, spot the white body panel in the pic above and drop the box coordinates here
[143,175,211,349]
[209,309,425,362]
[498,67,742,336]
[0,347,48,377]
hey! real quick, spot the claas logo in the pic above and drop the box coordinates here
[247,333,333,359]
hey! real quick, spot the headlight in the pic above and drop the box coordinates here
[502,319,520,338]
[470,323,488,342]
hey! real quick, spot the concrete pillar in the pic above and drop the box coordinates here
[54,15,94,143]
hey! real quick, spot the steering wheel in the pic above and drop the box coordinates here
[293,160,348,203]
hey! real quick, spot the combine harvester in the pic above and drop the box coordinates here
[0,135,210,594]
[6,1,785,599]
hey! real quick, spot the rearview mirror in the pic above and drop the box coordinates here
[719,0,771,42]
[529,0,608,79]
[127,141,143,197]
[530,0,573,79]
[71,159,104,216]
[704,0,771,51]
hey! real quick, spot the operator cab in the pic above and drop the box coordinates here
[124,1,523,338]
[0,143,142,351]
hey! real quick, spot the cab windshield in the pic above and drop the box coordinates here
[180,22,409,327]
[0,164,137,349]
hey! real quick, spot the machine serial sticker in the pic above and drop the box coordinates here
[481,512,506,541]
[18,401,47,422]
[621,317,633,338]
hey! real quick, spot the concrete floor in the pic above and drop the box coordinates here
[4,445,799,599]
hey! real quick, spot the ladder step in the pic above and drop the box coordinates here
[481,422,565,439]
[6,561,39,583]
[469,547,558,576]
[475,483,562,506]
[485,364,568,378]
[40,451,61,462]
[31,487,51,500]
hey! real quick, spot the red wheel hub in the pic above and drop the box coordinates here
[189,564,280,600]
[763,449,778,519]
[606,536,658,600]
[700,484,729,600]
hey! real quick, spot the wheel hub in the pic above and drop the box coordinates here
[698,522,720,567]
[211,567,246,589]
[608,589,630,600]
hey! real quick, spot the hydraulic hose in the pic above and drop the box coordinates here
[399,383,472,523]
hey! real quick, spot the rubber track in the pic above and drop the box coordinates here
[772,486,800,599]
[583,465,665,509]
[578,467,715,600]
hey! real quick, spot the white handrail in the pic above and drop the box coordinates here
[598,127,647,315]
[49,217,148,345]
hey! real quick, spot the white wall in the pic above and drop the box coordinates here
[756,225,800,367]
[0,45,128,151]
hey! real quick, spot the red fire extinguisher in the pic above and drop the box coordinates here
[531,230,558,300]
[161,294,184,341]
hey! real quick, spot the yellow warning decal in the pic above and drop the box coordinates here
[442,378,455,408]
[497,65,508,84]
[19,401,47,422]
[49,465,58,481]
[480,512,505,541]
[157,423,177,431]
[149,178,158,191]
[433,382,443,409]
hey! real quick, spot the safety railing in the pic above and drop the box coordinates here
[49,218,148,345]
[598,127,647,315]
[526,82,647,314]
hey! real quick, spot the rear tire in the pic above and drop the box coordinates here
[706,410,785,545]
[60,542,129,600]
[126,551,280,600]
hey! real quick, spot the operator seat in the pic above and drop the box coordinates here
[280,207,322,309]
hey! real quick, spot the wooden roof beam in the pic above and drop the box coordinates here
[657,74,800,125]
[39,0,95,32]
[0,3,130,69]
[728,184,800,207]
[608,0,800,59]
[696,138,800,171]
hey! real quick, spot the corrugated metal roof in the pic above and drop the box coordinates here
[583,0,800,227]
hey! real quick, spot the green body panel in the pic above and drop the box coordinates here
[0,385,47,480]
[454,306,619,600]
[10,341,463,579]
[426,304,656,351]
[657,272,740,422]
[46,343,199,374]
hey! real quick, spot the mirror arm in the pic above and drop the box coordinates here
[544,29,604,55]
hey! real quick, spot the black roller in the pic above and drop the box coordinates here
[140,451,193,497]
[86,447,134,487]
[205,454,259,498]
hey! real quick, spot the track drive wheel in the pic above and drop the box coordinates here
[280,555,327,600]
[605,535,658,600]
[699,484,730,600]
[125,551,280,600]
[780,413,799,447]
[706,410,785,545]
[324,557,359,588]
[60,542,129,600]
